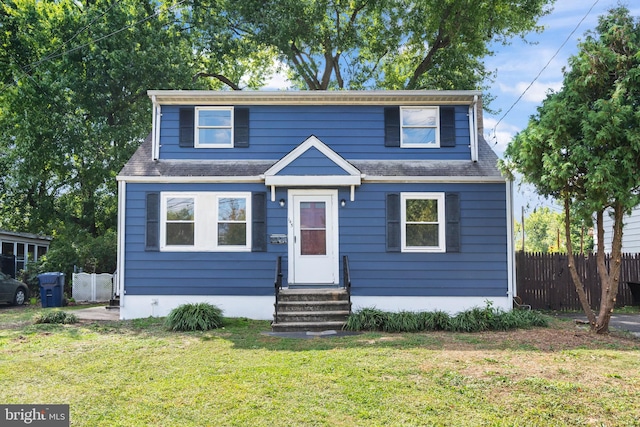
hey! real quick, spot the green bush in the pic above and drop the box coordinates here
[344,307,387,331]
[165,302,224,332]
[34,310,78,324]
[345,303,548,333]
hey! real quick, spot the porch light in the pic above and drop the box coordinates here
[279,199,286,207]
[340,199,346,207]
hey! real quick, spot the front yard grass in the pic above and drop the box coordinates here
[1,306,639,426]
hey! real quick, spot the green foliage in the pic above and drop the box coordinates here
[515,207,593,253]
[345,304,548,333]
[34,310,78,325]
[165,303,224,332]
[226,0,552,91]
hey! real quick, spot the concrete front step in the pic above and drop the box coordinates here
[275,310,350,323]
[276,300,351,312]
[271,321,347,333]
[278,288,349,302]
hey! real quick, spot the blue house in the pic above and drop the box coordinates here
[116,91,515,326]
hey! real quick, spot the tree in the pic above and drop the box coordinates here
[0,0,271,272]
[501,6,640,333]
[225,0,553,90]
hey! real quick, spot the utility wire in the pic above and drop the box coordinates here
[491,0,601,143]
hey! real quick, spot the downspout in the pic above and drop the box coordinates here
[469,96,479,162]
[151,95,161,161]
[506,178,516,308]
[116,180,127,312]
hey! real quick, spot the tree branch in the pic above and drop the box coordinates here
[192,72,242,90]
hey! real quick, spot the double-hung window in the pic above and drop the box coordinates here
[401,192,445,252]
[400,107,439,148]
[195,107,233,148]
[160,192,251,251]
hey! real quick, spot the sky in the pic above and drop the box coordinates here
[264,0,640,218]
[483,0,640,217]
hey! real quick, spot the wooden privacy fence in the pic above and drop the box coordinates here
[516,252,640,311]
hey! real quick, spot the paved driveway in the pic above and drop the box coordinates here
[558,313,640,337]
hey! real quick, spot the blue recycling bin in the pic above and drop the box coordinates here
[39,272,65,308]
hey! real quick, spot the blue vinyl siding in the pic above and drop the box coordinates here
[159,105,472,161]
[123,181,508,298]
[278,147,350,175]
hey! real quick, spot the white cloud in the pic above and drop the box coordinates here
[263,60,291,90]
[498,80,563,103]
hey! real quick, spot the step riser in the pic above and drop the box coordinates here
[277,302,351,312]
[276,313,350,323]
[278,294,348,303]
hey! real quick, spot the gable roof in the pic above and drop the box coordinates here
[264,136,361,187]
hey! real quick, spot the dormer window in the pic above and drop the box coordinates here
[195,107,233,148]
[400,107,439,148]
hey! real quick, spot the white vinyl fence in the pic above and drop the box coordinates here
[72,273,113,302]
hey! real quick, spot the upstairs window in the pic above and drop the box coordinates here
[195,107,233,148]
[400,107,439,148]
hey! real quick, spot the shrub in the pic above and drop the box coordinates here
[344,308,387,331]
[165,303,224,331]
[34,310,78,324]
[345,304,548,333]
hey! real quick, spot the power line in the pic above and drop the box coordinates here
[491,0,601,143]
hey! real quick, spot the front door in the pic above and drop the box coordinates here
[288,190,339,284]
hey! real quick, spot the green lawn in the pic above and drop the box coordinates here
[1,305,639,426]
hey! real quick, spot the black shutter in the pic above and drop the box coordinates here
[384,107,400,147]
[145,192,160,251]
[234,108,250,148]
[252,192,267,252]
[440,106,456,147]
[445,193,460,253]
[179,108,195,148]
[386,193,401,252]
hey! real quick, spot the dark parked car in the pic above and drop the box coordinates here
[0,272,29,305]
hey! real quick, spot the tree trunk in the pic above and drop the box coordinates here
[595,204,624,334]
[564,197,597,326]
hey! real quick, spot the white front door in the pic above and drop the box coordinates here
[288,190,339,284]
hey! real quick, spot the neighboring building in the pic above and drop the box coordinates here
[116,90,514,321]
[599,206,640,253]
[0,230,51,278]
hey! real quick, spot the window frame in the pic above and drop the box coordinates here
[160,192,251,252]
[194,106,234,148]
[400,106,440,148]
[400,192,446,253]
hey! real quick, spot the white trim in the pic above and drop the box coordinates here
[120,295,274,320]
[506,179,516,301]
[401,192,446,253]
[117,174,506,184]
[147,90,483,106]
[194,106,234,148]
[351,296,512,315]
[116,181,126,305]
[265,175,361,186]
[363,176,506,183]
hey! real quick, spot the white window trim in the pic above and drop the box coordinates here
[194,106,234,148]
[400,106,440,148]
[401,192,445,253]
[160,192,251,252]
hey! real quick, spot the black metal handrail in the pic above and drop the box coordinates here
[274,256,283,323]
[343,255,352,314]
